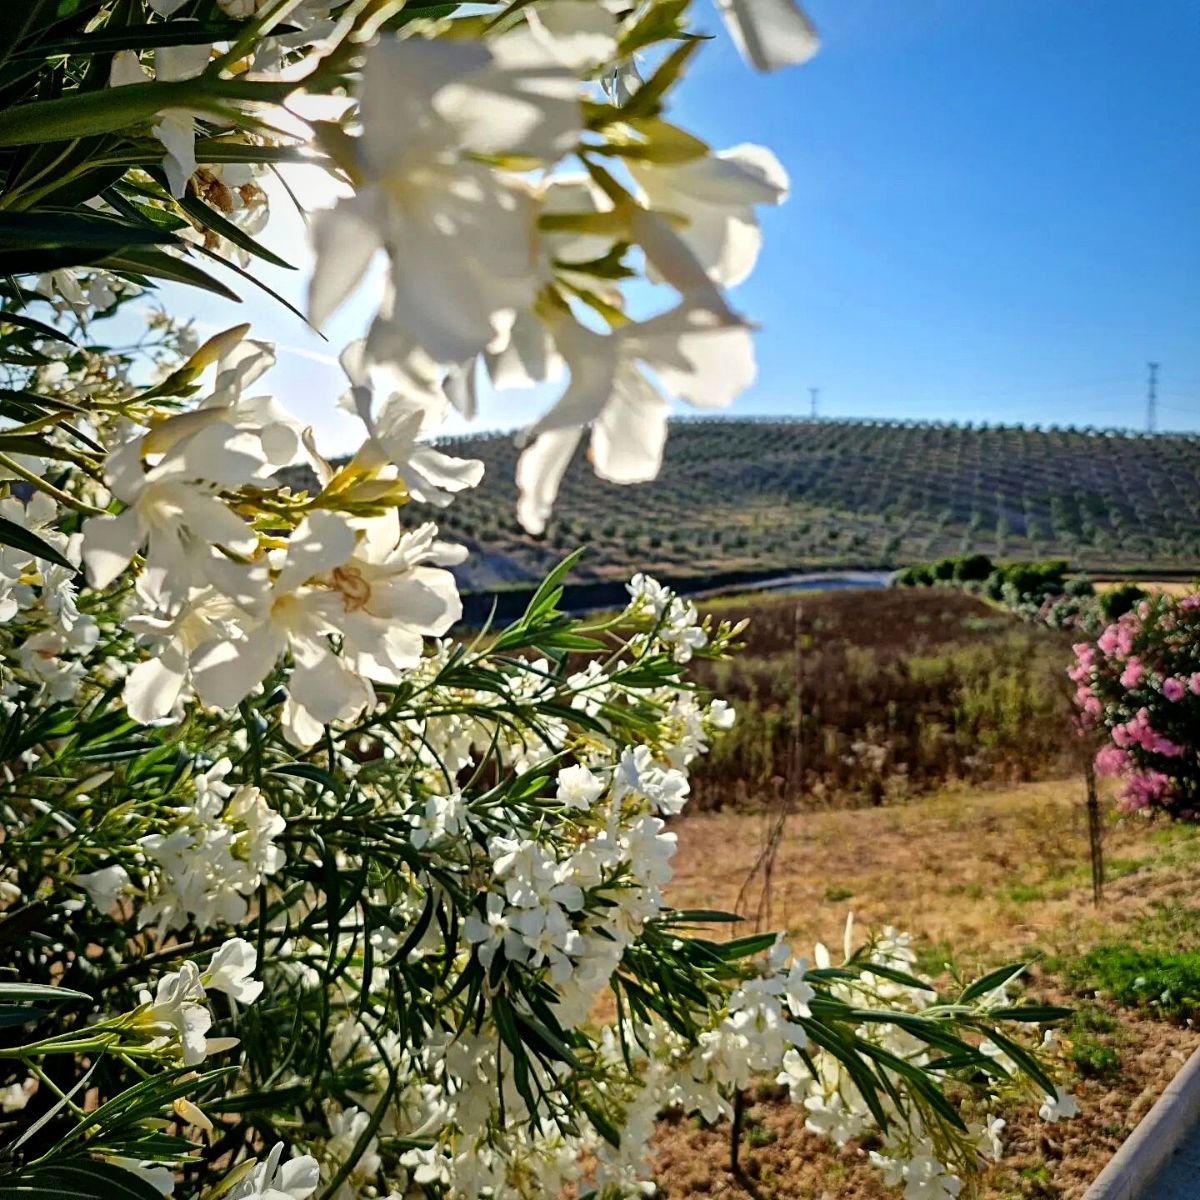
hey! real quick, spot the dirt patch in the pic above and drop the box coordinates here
[649,781,1200,1198]
[651,1000,1198,1199]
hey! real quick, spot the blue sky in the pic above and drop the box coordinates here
[163,0,1200,452]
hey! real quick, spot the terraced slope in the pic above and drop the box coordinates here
[311,419,1200,589]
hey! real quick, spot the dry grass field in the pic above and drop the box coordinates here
[669,779,1187,966]
[650,783,1200,1199]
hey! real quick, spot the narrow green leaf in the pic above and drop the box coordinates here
[988,1004,1073,1023]
[959,962,1027,1005]
[271,762,347,801]
[14,21,254,58]
[969,1023,1058,1097]
[0,210,176,252]
[0,310,74,343]
[0,1005,47,1027]
[0,981,89,1002]
[0,77,293,148]
[175,189,294,269]
[0,515,75,570]
[100,247,240,301]
[3,1157,168,1200]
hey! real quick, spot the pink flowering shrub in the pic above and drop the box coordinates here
[1072,591,1200,817]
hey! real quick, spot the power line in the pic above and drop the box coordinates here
[1146,361,1159,433]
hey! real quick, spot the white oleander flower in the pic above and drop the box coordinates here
[309,33,580,366]
[17,628,92,701]
[110,44,210,196]
[190,511,460,746]
[228,1143,321,1200]
[108,1158,176,1196]
[613,745,690,816]
[1038,1086,1078,1123]
[625,577,708,662]
[189,510,366,740]
[0,493,68,620]
[319,516,463,687]
[975,1113,1005,1161]
[141,962,213,1066]
[0,1078,36,1114]
[336,340,485,507]
[81,414,263,600]
[631,144,789,286]
[516,305,755,533]
[464,893,526,967]
[526,1,620,71]
[555,764,605,810]
[324,1105,382,1197]
[205,937,263,1003]
[201,335,307,470]
[123,588,248,724]
[409,791,467,849]
[75,864,133,914]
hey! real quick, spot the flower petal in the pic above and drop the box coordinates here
[276,511,356,594]
[590,365,670,484]
[82,509,141,590]
[124,648,188,724]
[516,427,582,534]
[191,625,283,710]
[630,305,756,408]
[715,0,820,72]
[308,194,383,329]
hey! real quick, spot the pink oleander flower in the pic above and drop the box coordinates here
[1119,657,1144,689]
[1094,745,1130,778]
[1081,591,1197,819]
[1118,768,1170,814]
[1117,623,1135,656]
[1068,645,1095,683]
[1112,707,1181,757]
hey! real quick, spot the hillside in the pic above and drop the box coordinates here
[353,418,1200,590]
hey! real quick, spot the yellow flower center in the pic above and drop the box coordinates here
[331,565,372,612]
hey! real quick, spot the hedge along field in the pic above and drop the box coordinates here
[686,587,1082,810]
[370,419,1200,589]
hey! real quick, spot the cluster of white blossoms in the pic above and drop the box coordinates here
[302,1,802,538]
[1,0,812,734]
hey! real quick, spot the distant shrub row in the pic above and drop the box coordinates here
[897,555,1076,605]
[894,555,1150,622]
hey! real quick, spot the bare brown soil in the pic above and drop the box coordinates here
[650,781,1200,1199]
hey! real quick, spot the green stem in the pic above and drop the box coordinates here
[0,1031,120,1060]
[0,452,106,514]
[26,1060,88,1118]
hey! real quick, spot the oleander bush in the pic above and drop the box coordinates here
[1073,591,1200,818]
[0,2,1079,1197]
